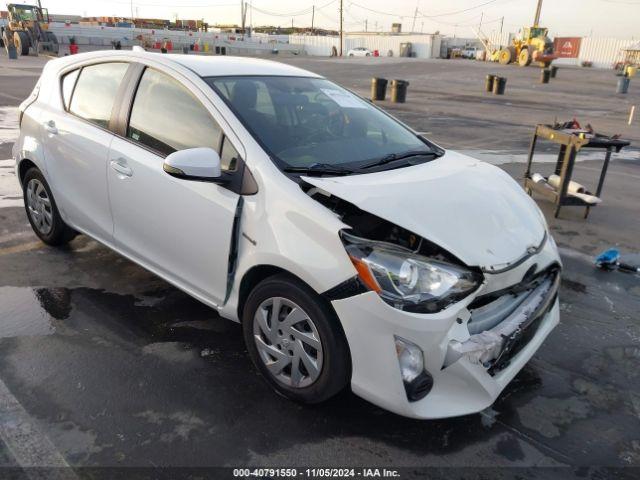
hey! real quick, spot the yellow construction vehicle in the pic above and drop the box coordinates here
[1,3,59,56]
[498,26,555,67]
[494,0,555,67]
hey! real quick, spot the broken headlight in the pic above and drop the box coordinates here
[341,231,482,313]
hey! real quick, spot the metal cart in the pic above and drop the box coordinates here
[523,124,630,218]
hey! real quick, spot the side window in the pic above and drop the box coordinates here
[69,63,128,128]
[220,136,239,172]
[127,68,222,157]
[61,69,79,109]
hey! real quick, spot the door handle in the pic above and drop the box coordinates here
[43,120,58,134]
[110,159,133,177]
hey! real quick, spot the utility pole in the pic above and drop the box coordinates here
[240,1,245,32]
[411,2,419,34]
[365,19,367,32]
[311,5,315,34]
[533,0,543,26]
[130,0,134,25]
[339,0,343,56]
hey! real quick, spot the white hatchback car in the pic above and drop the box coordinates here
[14,51,561,419]
[347,47,372,57]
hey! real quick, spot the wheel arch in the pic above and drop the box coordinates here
[237,264,309,321]
[18,158,38,187]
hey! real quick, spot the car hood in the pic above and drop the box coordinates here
[303,150,546,270]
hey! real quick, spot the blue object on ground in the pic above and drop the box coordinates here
[595,248,620,270]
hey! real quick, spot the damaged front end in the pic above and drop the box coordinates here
[303,180,561,414]
[444,265,560,374]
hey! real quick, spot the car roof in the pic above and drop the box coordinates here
[51,50,322,78]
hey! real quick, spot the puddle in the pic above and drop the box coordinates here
[0,285,237,348]
[0,286,70,338]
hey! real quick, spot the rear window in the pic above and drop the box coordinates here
[69,63,128,128]
[61,69,79,109]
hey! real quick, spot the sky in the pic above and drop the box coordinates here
[21,0,640,38]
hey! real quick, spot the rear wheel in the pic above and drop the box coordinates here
[242,274,351,404]
[14,31,30,56]
[498,47,514,65]
[23,168,76,246]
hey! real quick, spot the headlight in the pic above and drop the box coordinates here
[341,231,482,313]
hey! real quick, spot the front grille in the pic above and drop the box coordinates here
[443,265,560,372]
[488,285,558,375]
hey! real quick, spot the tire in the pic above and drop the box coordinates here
[2,31,11,53]
[498,47,513,65]
[518,48,531,67]
[22,167,76,246]
[14,31,30,56]
[242,273,351,404]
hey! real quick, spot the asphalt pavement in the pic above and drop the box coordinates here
[0,53,639,479]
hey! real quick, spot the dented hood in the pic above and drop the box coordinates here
[304,150,546,270]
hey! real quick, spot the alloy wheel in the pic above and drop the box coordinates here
[26,179,53,235]
[253,297,324,388]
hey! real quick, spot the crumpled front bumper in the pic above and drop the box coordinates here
[331,239,561,419]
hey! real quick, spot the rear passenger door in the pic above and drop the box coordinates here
[107,67,242,307]
[41,62,131,241]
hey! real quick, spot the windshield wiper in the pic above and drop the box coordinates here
[361,150,438,169]
[283,162,354,176]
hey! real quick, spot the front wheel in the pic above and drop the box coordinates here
[14,31,30,56]
[242,274,351,404]
[23,168,76,246]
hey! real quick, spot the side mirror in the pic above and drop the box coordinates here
[163,147,222,181]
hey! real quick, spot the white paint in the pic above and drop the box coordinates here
[0,159,22,208]
[0,106,19,145]
[0,107,21,208]
[460,148,640,166]
[0,376,75,471]
[304,150,546,269]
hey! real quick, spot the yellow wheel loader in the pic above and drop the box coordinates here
[498,26,555,67]
[1,3,59,56]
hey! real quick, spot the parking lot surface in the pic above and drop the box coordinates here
[0,54,639,478]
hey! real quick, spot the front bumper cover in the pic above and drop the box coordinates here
[331,239,561,419]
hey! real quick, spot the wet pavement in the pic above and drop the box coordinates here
[0,54,639,478]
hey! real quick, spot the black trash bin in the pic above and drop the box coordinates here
[492,76,507,94]
[485,74,496,92]
[550,65,559,78]
[541,68,551,83]
[390,79,409,103]
[371,77,388,101]
[182,46,189,54]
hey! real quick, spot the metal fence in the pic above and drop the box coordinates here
[47,23,303,55]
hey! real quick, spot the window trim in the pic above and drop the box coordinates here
[60,68,80,111]
[59,60,133,136]
[120,65,225,159]
[118,65,252,195]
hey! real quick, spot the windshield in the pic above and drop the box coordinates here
[205,76,435,171]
